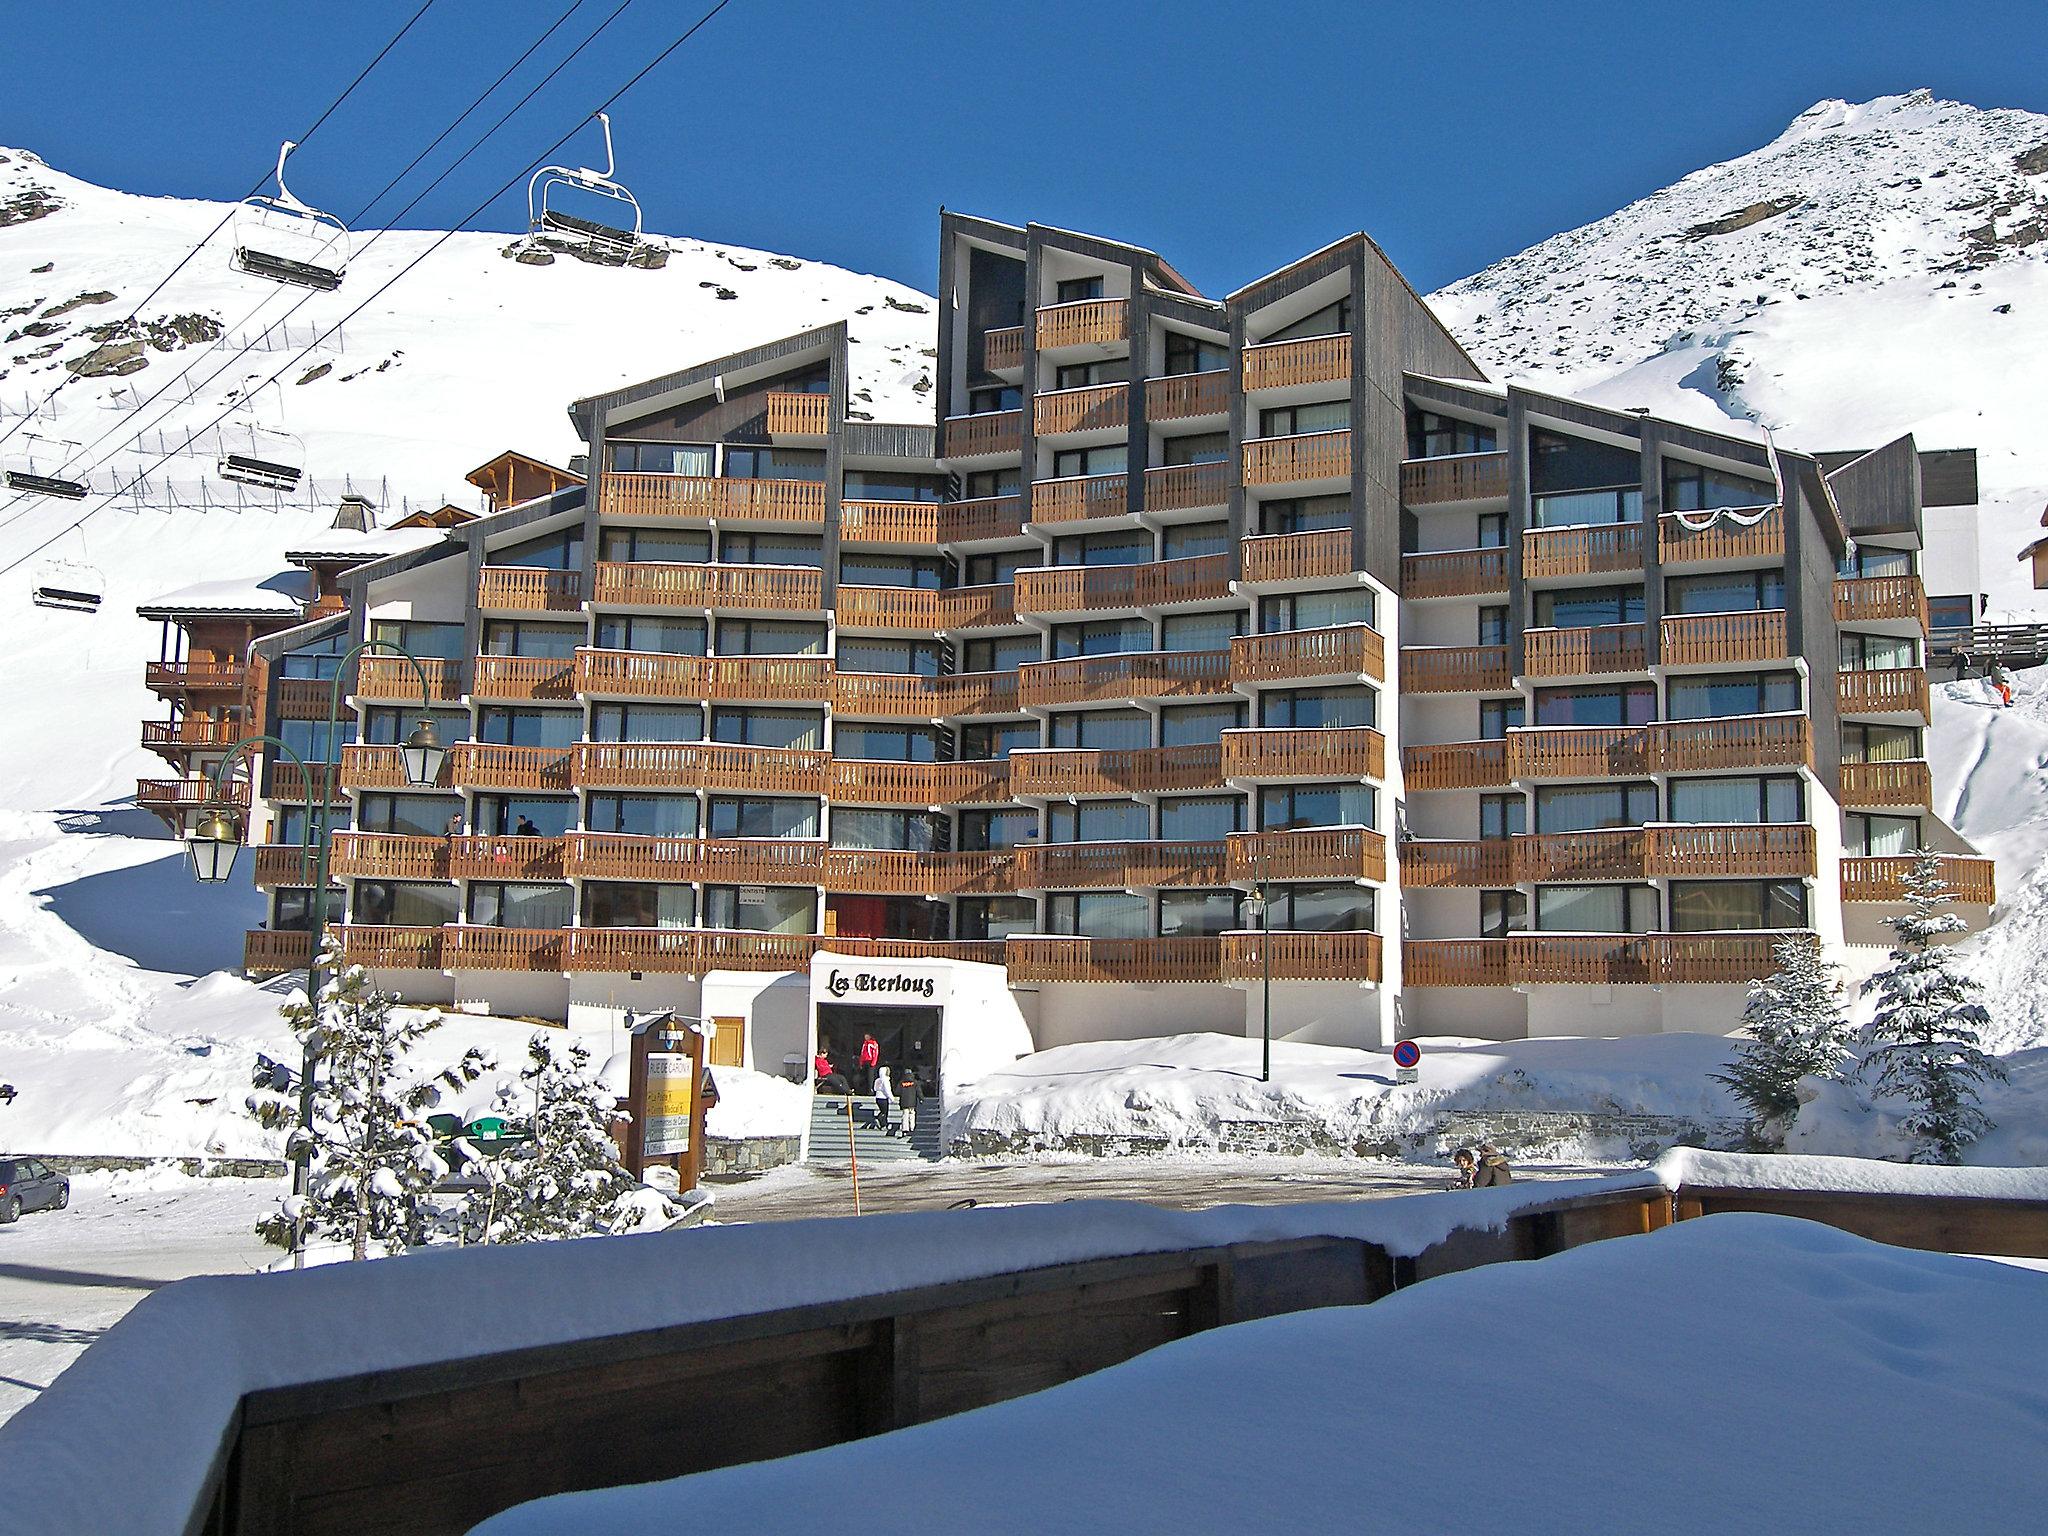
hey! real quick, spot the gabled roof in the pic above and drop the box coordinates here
[136,573,310,621]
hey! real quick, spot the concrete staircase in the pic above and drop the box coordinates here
[807,1092,943,1166]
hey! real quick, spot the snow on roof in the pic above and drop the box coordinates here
[282,524,454,564]
[134,572,309,618]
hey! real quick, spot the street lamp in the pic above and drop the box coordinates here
[401,718,446,788]
[186,804,243,884]
[1243,874,1272,1084]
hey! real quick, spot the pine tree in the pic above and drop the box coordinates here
[1712,935,1851,1148]
[477,1033,651,1243]
[247,954,490,1260]
[1857,851,2006,1164]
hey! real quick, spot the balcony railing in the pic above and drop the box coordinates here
[1009,743,1224,798]
[477,567,583,613]
[1004,936,1223,983]
[441,926,567,972]
[273,677,335,720]
[1398,839,1515,889]
[1522,623,1648,678]
[468,654,578,702]
[1221,930,1382,983]
[1402,715,1814,791]
[1396,644,1512,694]
[941,409,1024,460]
[765,390,830,437]
[339,924,445,971]
[592,561,823,612]
[1659,609,1788,667]
[1644,823,1816,878]
[244,928,314,976]
[573,740,829,795]
[1240,334,1350,392]
[1031,470,1127,525]
[1145,370,1228,421]
[448,835,565,882]
[1837,667,1930,717]
[1838,759,1933,807]
[833,583,1017,630]
[1230,624,1385,685]
[1401,738,1511,791]
[1228,827,1386,883]
[1400,451,1508,505]
[821,849,1018,897]
[1400,546,1508,599]
[982,325,1025,373]
[1033,382,1128,437]
[329,833,451,881]
[1403,932,1797,988]
[827,759,1012,806]
[1141,461,1231,515]
[831,670,1018,718]
[1222,725,1386,781]
[146,661,248,694]
[937,495,1027,544]
[1242,429,1351,488]
[138,776,249,812]
[1657,507,1783,565]
[1834,574,1928,629]
[142,718,242,754]
[600,472,827,525]
[1035,298,1129,351]
[336,745,452,793]
[1016,840,1227,890]
[1239,528,1349,584]
[1841,855,1995,906]
[356,655,464,703]
[1013,554,1231,615]
[574,648,834,704]
[252,843,317,889]
[562,833,826,885]
[447,742,574,792]
[836,501,939,545]
[1522,521,1644,580]
[1018,648,1232,707]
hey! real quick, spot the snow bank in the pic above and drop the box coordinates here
[475,1215,2048,1535]
[704,1064,809,1141]
[1654,1147,2048,1201]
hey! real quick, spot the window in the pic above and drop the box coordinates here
[1666,570,1785,615]
[278,718,356,763]
[1480,698,1524,740]
[1928,593,1975,634]
[1164,333,1228,375]
[584,794,698,838]
[352,880,459,928]
[1667,672,1800,720]
[1264,298,1351,342]
[1478,604,1510,646]
[1532,487,1642,526]
[1664,461,1773,513]
[715,619,827,656]
[1045,891,1148,939]
[1840,631,1918,671]
[1162,520,1230,559]
[598,526,710,564]
[608,441,711,475]
[1053,358,1126,388]
[1668,881,1808,932]
[1477,512,1508,548]
[1407,410,1498,459]
[1047,799,1149,843]
[1479,794,1525,840]
[1161,610,1241,653]
[1053,528,1151,567]
[1055,276,1104,303]
[467,882,572,930]
[1530,430,1641,500]
[481,619,581,659]
[1845,812,1922,856]
[273,887,345,932]
[1258,782,1376,832]
[593,614,706,656]
[965,549,1034,587]
[704,884,816,934]
[490,526,582,571]
[1532,683,1655,727]
[1051,618,1153,659]
[1162,432,1229,467]
[355,794,457,838]
[831,808,942,851]
[1049,708,1150,750]
[707,796,820,839]
[271,806,349,846]
[1480,889,1527,938]
[1839,545,1913,579]
[589,703,702,743]
[1534,585,1644,628]
[1841,723,1923,764]
[367,619,465,661]
[1159,701,1244,746]
[473,796,574,837]
[834,723,940,762]
[1264,882,1375,932]
[958,897,1037,940]
[1160,890,1242,937]
[1261,587,1374,633]
[838,637,943,677]
[1052,444,1128,478]
[1258,401,1348,438]
[1259,686,1376,729]
[963,467,1020,498]
[963,634,1041,672]
[580,882,694,929]
[1534,884,1658,933]
[959,720,1039,758]
[362,707,467,747]
[840,553,946,590]
[1258,494,1350,535]
[843,471,944,503]
[1158,795,1244,840]
[278,637,345,681]
[968,386,1021,414]
[722,446,826,483]
[710,708,823,750]
[959,808,1038,851]
[459,708,572,752]
[1534,782,1657,833]
[718,532,823,567]
[1668,775,1804,824]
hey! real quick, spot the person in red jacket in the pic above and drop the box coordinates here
[857,1033,881,1091]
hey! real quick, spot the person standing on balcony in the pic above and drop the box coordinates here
[514,814,540,837]
[444,810,462,839]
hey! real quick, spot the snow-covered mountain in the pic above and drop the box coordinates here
[1432,89,2048,615]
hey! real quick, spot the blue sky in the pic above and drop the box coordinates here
[3,0,2044,297]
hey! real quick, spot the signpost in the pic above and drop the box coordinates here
[1392,1038,1421,1086]
[624,1011,713,1193]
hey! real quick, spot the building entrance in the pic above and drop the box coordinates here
[816,1002,941,1094]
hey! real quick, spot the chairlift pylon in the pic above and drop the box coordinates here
[232,141,350,292]
[526,113,643,255]
[3,432,89,500]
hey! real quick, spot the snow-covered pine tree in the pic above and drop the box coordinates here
[481,1033,646,1243]
[1857,851,2007,1164]
[247,953,490,1260]
[1711,934,1850,1148]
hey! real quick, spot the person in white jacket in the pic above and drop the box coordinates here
[872,1065,895,1134]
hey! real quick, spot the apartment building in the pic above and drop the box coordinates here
[222,214,1994,1075]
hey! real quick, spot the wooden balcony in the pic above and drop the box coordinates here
[592,561,823,612]
[143,717,242,758]
[441,925,567,972]
[1035,298,1129,352]
[832,670,1018,718]
[1243,429,1350,488]
[1004,936,1223,984]
[1009,743,1224,797]
[477,567,583,613]
[1229,827,1386,883]
[1659,610,1788,667]
[244,928,313,977]
[469,654,577,702]
[574,648,834,704]
[1401,739,1511,791]
[338,924,444,970]
[355,655,463,704]
[329,833,451,881]
[827,758,1012,806]
[1834,574,1927,629]
[1523,623,1648,679]
[572,740,828,795]
[1033,382,1127,437]
[1017,840,1226,890]
[1017,648,1232,707]
[833,583,1017,631]
[1397,644,1512,694]
[1141,461,1230,514]
[1401,451,1508,506]
[1398,839,1514,889]
[1239,529,1349,584]
[1657,507,1783,565]
[599,472,826,525]
[252,843,317,889]
[137,776,248,814]
[941,409,1024,460]
[560,929,1007,975]
[1403,932,1798,987]
[1522,521,1644,580]
[1838,759,1933,808]
[335,746,451,793]
[447,742,574,792]
[1643,823,1815,878]
[562,833,826,885]
[1146,370,1228,421]
[821,849,1017,898]
[1841,855,1995,906]
[936,495,1027,544]
[1230,624,1385,685]
[304,593,349,621]
[1506,726,1654,780]
[448,835,565,882]
[1240,334,1350,392]
[1837,667,1930,718]
[1403,715,1814,792]
[1013,555,1231,615]
[982,325,1024,374]
[1401,546,1508,599]
[1222,725,1386,781]
[1401,938,1511,988]
[1221,930,1382,983]
[1031,470,1127,525]
[272,678,336,721]
[146,661,248,695]
[765,390,830,437]
[837,501,940,546]
[1647,715,1813,774]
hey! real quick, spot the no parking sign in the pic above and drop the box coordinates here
[1392,1039,1421,1085]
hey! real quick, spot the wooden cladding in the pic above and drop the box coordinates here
[1018,648,1232,707]
[1834,574,1928,629]
[600,472,827,525]
[1401,451,1508,505]
[1031,470,1127,525]
[1403,825,1816,887]
[448,742,574,791]
[982,325,1024,372]
[942,409,1025,460]
[337,745,452,792]
[573,741,830,795]
[1522,521,1644,580]
[1016,839,1227,890]
[1838,759,1934,807]
[1404,932,1798,988]
[243,927,313,976]
[834,583,1017,631]
[1242,429,1351,487]
[574,648,834,703]
[356,655,463,703]
[837,497,1028,546]
[1240,334,1350,392]
[1400,546,1508,599]
[330,833,450,881]
[1230,624,1385,684]
[1659,609,1788,667]
[1145,370,1227,421]
[1005,936,1222,984]
[1396,644,1512,694]
[1522,623,1648,678]
[1239,529,1350,584]
[1402,714,1814,791]
[1033,382,1128,436]
[469,654,577,702]
[146,661,248,693]
[1035,298,1129,351]
[1841,855,1995,906]
[765,390,830,437]
[1227,827,1386,883]
[592,561,824,612]
[449,835,564,882]
[1657,507,1783,564]
[1013,554,1231,614]
[477,567,583,613]
[1221,725,1386,781]
[1010,744,1224,798]
[1141,461,1230,514]
[1837,667,1931,718]
[1222,930,1382,983]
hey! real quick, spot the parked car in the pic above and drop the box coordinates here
[0,1157,69,1222]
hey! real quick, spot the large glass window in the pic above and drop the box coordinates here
[1051,445,1127,478]
[1407,411,1497,459]
[273,887,345,933]
[1478,605,1510,646]
[1845,813,1922,857]
[363,707,469,747]
[366,619,466,661]
[967,387,1021,415]
[960,720,1039,758]
[1669,881,1808,932]
[589,703,702,743]
[1480,793,1525,840]
[489,526,582,571]
[1258,400,1348,438]
[278,717,356,763]
[1164,333,1227,375]
[1666,570,1785,615]
[1840,631,1918,671]
[1267,882,1375,932]
[481,619,581,659]
[352,880,459,927]
[703,884,815,934]
[963,468,1020,499]
[1532,487,1641,527]
[1264,298,1351,343]
[1534,884,1659,933]
[957,897,1037,940]
[1159,795,1244,840]
[1045,891,1148,938]
[962,634,1041,673]
[1055,275,1104,302]
[1053,357,1127,388]
[1161,610,1241,653]
[840,553,946,590]
[467,882,572,930]
[1257,494,1350,536]
[356,794,458,837]
[842,471,943,503]
[1161,433,1229,467]
[710,707,823,750]
[1534,782,1657,833]
[1258,783,1376,832]
[593,614,707,656]
[1159,890,1241,937]
[1480,698,1524,740]
[834,723,940,763]
[1668,775,1803,824]
[473,796,574,838]
[1667,672,1800,720]
[1532,684,1655,728]
[1261,587,1374,632]
[584,794,698,838]
[1163,520,1230,559]
[1053,528,1150,568]
[1159,701,1245,747]
[831,808,941,851]
[1051,619,1153,659]
[1842,723,1923,764]
[707,796,821,839]
[1664,461,1773,512]
[1049,708,1150,750]
[1534,586,1644,628]
[714,619,826,656]
[1840,545,1913,578]
[608,440,712,475]
[722,446,826,483]
[580,882,694,929]
[598,526,711,563]
[476,707,578,749]
[1259,686,1377,729]
[959,808,1039,851]
[279,640,343,684]
[964,549,1033,587]
[837,637,943,677]
[718,531,824,568]
[1480,889,1527,938]
[1047,799,1149,844]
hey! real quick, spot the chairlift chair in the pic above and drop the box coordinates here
[526,113,643,254]
[31,558,104,614]
[232,141,350,292]
[3,433,89,500]
[217,421,305,491]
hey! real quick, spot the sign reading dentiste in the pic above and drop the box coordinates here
[810,952,952,1008]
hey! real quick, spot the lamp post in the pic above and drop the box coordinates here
[184,638,444,1267]
[1243,852,1272,1084]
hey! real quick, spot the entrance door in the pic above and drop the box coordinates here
[816,1002,941,1092]
[709,1015,744,1068]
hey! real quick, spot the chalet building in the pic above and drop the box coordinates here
[214,215,1993,1074]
